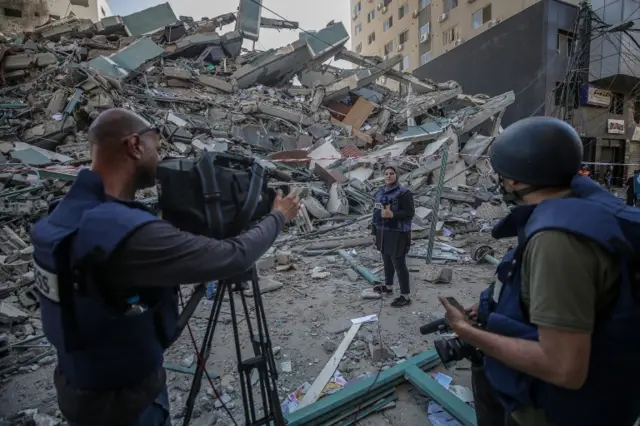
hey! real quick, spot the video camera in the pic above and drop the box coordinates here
[420,297,484,366]
[155,151,291,238]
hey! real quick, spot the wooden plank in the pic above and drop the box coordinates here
[404,365,477,426]
[298,323,362,409]
[342,97,375,130]
[285,349,440,426]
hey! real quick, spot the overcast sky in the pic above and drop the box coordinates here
[107,0,352,67]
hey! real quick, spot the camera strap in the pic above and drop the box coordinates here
[196,152,225,239]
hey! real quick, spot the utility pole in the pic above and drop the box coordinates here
[559,1,592,126]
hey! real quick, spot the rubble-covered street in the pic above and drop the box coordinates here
[0,2,516,425]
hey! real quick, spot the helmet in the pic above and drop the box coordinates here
[489,117,583,187]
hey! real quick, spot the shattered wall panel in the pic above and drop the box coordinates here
[122,2,177,37]
[235,0,262,41]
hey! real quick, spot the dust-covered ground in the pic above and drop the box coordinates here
[0,231,511,425]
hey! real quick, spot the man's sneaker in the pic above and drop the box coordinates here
[391,295,412,307]
[372,285,393,294]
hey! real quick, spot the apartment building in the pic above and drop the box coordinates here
[0,0,111,24]
[349,0,577,78]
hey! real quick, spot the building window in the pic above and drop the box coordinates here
[420,0,431,10]
[472,4,491,29]
[367,10,375,23]
[400,55,410,70]
[3,8,22,17]
[355,23,362,35]
[557,29,575,56]
[420,22,430,37]
[399,2,409,19]
[354,2,361,14]
[384,41,394,55]
[356,43,362,53]
[399,29,409,44]
[444,0,458,13]
[610,93,624,115]
[420,51,433,65]
[368,32,376,44]
[384,16,393,31]
[443,26,458,45]
[383,0,392,6]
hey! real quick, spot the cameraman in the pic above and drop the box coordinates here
[438,117,640,426]
[30,109,301,426]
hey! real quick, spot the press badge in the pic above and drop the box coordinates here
[374,203,383,209]
[34,262,61,303]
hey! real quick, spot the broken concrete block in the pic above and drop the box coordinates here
[244,277,284,297]
[361,289,382,300]
[199,74,233,93]
[302,197,330,219]
[45,90,67,116]
[368,342,392,362]
[35,53,57,67]
[345,270,359,282]
[3,54,34,71]
[425,268,453,284]
[163,67,192,80]
[0,301,29,324]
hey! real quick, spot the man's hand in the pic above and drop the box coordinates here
[439,296,471,334]
[272,190,301,222]
[466,302,479,321]
[382,205,393,218]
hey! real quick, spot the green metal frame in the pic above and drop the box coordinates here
[284,349,476,426]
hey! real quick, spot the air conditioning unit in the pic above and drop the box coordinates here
[420,33,430,43]
[397,43,404,51]
[352,12,358,20]
[383,54,390,60]
[377,3,383,10]
[381,6,388,13]
[438,12,448,22]
[487,19,497,28]
[412,10,419,18]
[453,39,463,46]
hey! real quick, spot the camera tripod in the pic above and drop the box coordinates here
[182,267,285,426]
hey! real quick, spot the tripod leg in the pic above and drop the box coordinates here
[183,282,226,426]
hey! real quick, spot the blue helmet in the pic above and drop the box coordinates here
[490,117,583,187]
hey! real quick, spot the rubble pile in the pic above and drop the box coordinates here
[0,1,516,422]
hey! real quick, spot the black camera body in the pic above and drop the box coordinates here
[156,152,286,239]
[420,297,484,367]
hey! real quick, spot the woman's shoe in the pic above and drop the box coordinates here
[372,285,393,294]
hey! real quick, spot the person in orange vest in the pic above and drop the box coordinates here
[578,164,591,177]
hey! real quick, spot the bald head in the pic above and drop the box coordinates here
[88,108,150,148]
[88,108,162,198]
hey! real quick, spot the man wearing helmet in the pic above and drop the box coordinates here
[438,117,640,426]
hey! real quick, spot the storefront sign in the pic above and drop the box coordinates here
[607,119,625,135]
[580,85,612,107]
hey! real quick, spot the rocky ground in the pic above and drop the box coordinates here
[0,230,511,426]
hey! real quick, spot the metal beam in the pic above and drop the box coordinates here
[405,365,478,426]
[284,350,440,425]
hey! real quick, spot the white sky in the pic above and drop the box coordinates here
[107,0,352,68]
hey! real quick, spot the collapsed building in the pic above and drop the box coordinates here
[0,1,515,424]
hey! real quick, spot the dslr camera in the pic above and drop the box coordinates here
[420,297,484,366]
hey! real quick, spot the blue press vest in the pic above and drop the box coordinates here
[478,175,640,426]
[372,185,412,232]
[30,170,180,391]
